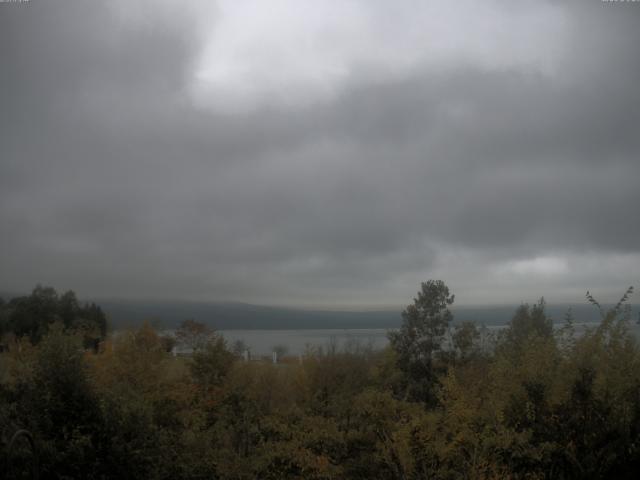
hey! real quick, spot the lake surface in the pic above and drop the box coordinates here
[218,329,389,356]
[214,322,640,357]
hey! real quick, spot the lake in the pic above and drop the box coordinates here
[217,328,389,356]
[214,321,640,357]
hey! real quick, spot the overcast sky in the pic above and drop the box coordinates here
[1,0,639,308]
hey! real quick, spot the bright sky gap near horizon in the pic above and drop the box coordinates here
[1,1,639,308]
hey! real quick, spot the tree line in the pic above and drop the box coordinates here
[0,285,107,348]
[1,281,640,479]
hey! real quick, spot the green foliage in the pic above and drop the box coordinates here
[452,321,481,362]
[190,334,235,389]
[2,283,640,478]
[388,279,455,404]
[7,324,104,478]
[503,298,553,350]
[0,285,107,346]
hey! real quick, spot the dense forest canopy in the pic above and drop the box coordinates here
[1,282,640,479]
[0,285,107,347]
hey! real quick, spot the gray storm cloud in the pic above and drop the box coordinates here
[1,0,639,307]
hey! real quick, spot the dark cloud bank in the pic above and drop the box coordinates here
[1,1,639,308]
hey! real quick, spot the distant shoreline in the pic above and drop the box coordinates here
[101,299,630,330]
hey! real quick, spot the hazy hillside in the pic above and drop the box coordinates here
[2,289,628,330]
[96,299,615,330]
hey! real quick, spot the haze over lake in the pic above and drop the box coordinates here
[100,299,623,330]
[175,320,640,357]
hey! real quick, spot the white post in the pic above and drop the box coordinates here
[272,351,277,364]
